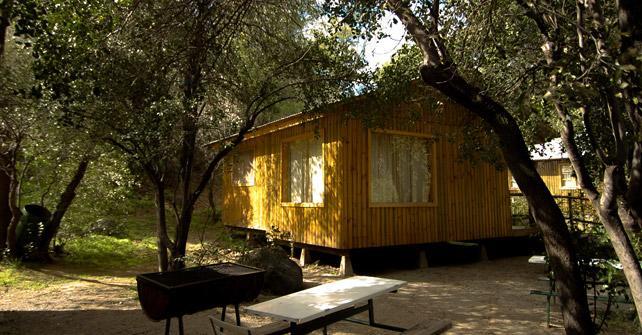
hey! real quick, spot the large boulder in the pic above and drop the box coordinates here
[239,246,303,295]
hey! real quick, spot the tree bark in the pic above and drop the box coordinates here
[593,166,642,321]
[618,0,642,230]
[153,178,169,272]
[6,146,21,258]
[520,0,642,321]
[386,1,594,334]
[0,0,14,60]
[34,159,89,261]
[0,155,10,254]
[0,0,14,254]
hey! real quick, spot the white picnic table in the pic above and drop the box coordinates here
[245,275,407,334]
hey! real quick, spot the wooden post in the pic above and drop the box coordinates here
[480,244,489,261]
[299,248,311,267]
[580,193,585,223]
[418,249,429,268]
[567,192,574,227]
[339,254,353,277]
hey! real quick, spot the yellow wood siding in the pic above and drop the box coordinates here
[221,101,513,250]
[508,159,582,196]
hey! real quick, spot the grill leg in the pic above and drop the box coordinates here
[234,304,241,326]
[178,316,184,335]
[165,319,171,335]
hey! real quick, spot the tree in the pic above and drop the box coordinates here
[1,0,92,260]
[33,0,366,271]
[325,1,594,333]
[515,0,642,322]
[332,0,642,331]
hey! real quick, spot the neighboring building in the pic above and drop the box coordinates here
[508,138,581,196]
[211,95,514,274]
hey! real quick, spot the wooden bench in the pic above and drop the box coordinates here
[402,320,452,335]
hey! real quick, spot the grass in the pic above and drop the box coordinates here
[0,198,249,289]
[0,262,66,290]
[63,235,157,269]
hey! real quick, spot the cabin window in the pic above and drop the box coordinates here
[561,164,577,189]
[369,132,435,205]
[283,135,324,204]
[232,150,255,186]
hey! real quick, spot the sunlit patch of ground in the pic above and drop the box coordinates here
[0,256,636,334]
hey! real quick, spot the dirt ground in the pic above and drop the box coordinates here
[0,256,632,334]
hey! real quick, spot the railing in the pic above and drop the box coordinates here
[510,192,599,228]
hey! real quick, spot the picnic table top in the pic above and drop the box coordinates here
[245,275,406,324]
[528,255,623,270]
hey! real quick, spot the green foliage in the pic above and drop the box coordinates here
[510,196,532,227]
[86,219,127,238]
[63,235,156,268]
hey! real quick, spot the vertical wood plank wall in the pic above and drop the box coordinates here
[341,103,512,248]
[507,159,581,196]
[222,115,344,249]
[221,101,513,250]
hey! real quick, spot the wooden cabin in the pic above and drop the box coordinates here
[213,95,514,273]
[507,138,581,196]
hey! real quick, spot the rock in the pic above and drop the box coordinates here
[239,246,303,295]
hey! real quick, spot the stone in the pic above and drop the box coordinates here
[239,246,303,295]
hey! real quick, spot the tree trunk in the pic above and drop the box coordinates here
[420,65,594,335]
[35,159,89,261]
[0,0,14,59]
[0,156,10,254]
[153,180,169,272]
[385,1,594,333]
[6,158,21,258]
[0,0,11,250]
[626,142,642,229]
[591,166,642,321]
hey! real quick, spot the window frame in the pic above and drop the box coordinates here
[231,148,256,187]
[560,163,578,190]
[509,175,519,191]
[280,131,325,208]
[367,129,438,208]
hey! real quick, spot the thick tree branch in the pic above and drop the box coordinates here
[387,1,594,332]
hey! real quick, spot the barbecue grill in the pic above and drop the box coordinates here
[136,262,265,335]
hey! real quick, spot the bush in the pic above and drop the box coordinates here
[87,218,127,238]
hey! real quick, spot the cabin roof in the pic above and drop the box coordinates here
[205,110,319,146]
[205,81,448,147]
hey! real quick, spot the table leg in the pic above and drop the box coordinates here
[221,306,227,321]
[368,299,375,325]
[164,318,171,335]
[178,316,184,335]
[235,304,241,326]
[323,326,328,335]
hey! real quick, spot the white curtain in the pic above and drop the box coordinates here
[370,133,432,203]
[309,137,324,203]
[288,137,324,203]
